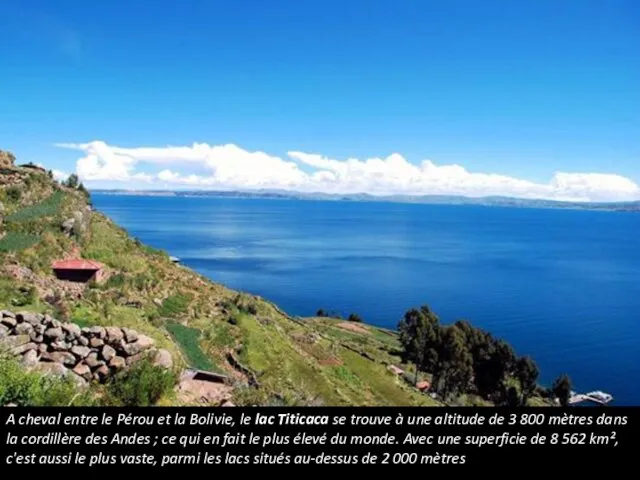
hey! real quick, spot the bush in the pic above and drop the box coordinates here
[6,186,21,202]
[347,313,363,323]
[103,357,176,406]
[158,293,191,317]
[0,354,94,406]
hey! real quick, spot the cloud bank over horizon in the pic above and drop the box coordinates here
[55,141,640,203]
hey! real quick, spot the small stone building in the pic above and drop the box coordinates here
[52,259,105,283]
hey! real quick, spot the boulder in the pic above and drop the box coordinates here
[34,323,46,335]
[29,332,44,343]
[17,312,42,326]
[43,351,76,366]
[153,349,173,369]
[72,363,92,381]
[50,340,70,351]
[123,335,154,356]
[1,310,16,319]
[42,314,54,326]
[50,318,61,329]
[0,324,8,338]
[90,337,104,348]
[1,334,30,348]
[126,353,143,366]
[109,356,126,370]
[38,344,48,354]
[62,323,82,338]
[101,344,116,362]
[71,346,91,359]
[1,317,17,328]
[12,342,38,355]
[21,349,39,368]
[44,327,64,341]
[88,326,106,339]
[15,322,34,336]
[122,328,138,343]
[34,361,69,377]
[105,326,124,343]
[78,336,89,347]
[85,352,105,369]
[96,365,110,380]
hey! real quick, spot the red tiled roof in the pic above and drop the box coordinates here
[52,259,104,270]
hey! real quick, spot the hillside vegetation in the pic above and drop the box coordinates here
[0,149,561,407]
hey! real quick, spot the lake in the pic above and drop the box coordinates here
[91,193,640,405]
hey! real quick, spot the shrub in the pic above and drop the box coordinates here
[347,313,363,323]
[6,186,21,202]
[103,357,177,406]
[0,354,94,406]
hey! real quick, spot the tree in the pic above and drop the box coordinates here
[552,374,572,406]
[398,306,440,384]
[516,356,539,406]
[347,313,362,323]
[64,173,79,188]
[316,309,326,317]
[431,325,474,400]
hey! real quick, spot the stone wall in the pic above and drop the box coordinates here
[0,310,172,388]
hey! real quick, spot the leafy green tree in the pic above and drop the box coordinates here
[432,325,473,399]
[347,313,362,323]
[65,173,79,188]
[398,305,440,384]
[552,374,572,406]
[516,356,539,405]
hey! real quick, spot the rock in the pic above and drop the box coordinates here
[71,346,91,359]
[34,361,69,377]
[43,351,77,366]
[35,362,87,389]
[153,349,173,369]
[126,353,143,366]
[122,328,138,343]
[50,319,61,329]
[1,334,30,348]
[62,323,82,337]
[50,340,70,351]
[1,310,16,319]
[0,324,8,337]
[34,323,46,334]
[44,327,64,341]
[42,314,54,326]
[1,317,17,328]
[221,401,235,407]
[17,312,42,325]
[72,363,92,381]
[38,344,48,354]
[90,337,104,348]
[101,344,116,362]
[21,349,39,368]
[88,326,105,339]
[109,356,126,370]
[29,331,44,343]
[105,326,124,343]
[12,342,38,355]
[85,352,105,368]
[96,365,110,380]
[123,335,154,356]
[15,322,34,336]
[78,336,89,347]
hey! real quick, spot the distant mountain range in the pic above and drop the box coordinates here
[90,188,640,212]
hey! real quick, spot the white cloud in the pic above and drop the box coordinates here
[55,141,640,202]
[52,169,69,182]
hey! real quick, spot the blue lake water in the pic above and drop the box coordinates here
[91,193,640,405]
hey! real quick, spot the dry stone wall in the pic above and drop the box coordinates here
[0,310,172,388]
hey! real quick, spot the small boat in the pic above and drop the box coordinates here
[169,256,181,264]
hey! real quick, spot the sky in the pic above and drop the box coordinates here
[1,0,639,202]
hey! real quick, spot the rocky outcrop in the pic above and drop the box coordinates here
[60,207,91,238]
[0,310,172,387]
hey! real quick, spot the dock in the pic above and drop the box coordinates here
[568,390,613,406]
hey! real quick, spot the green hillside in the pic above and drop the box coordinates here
[0,149,559,407]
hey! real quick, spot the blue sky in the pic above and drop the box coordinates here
[1,0,639,201]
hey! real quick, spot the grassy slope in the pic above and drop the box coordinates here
[0,162,439,406]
